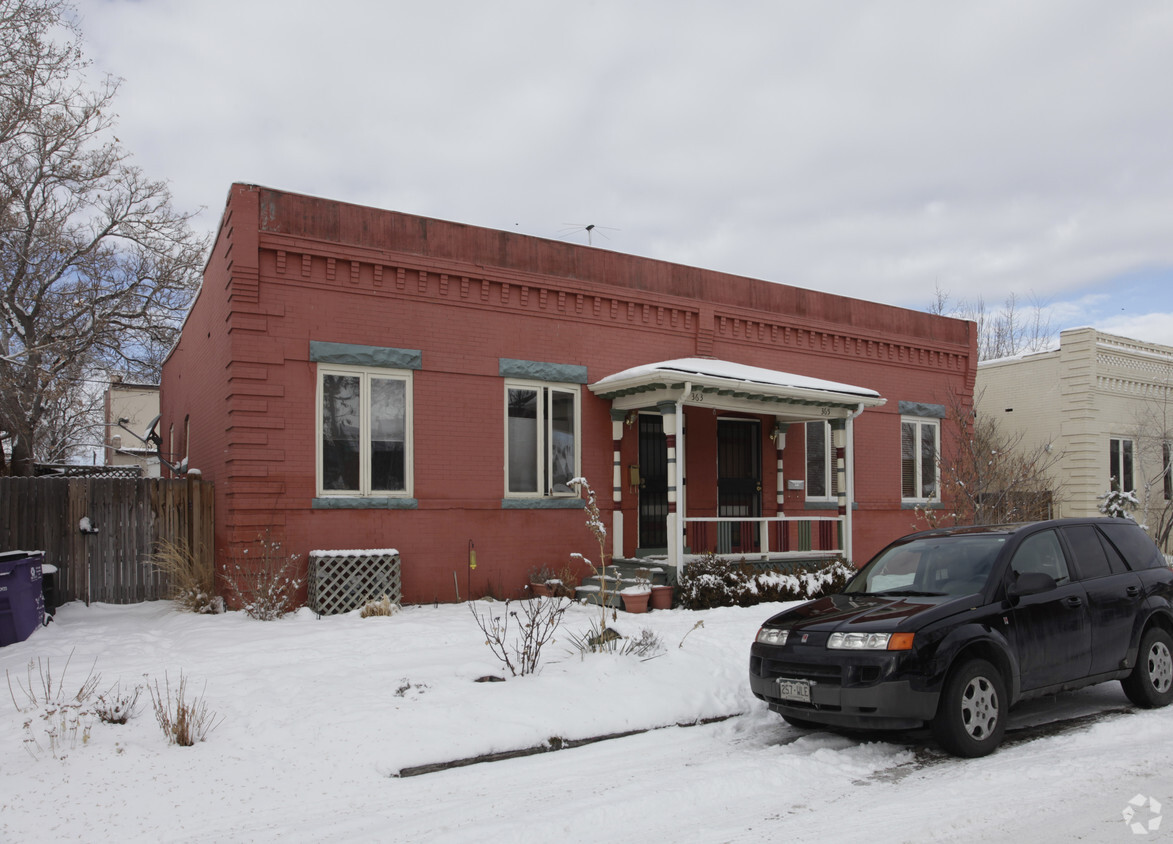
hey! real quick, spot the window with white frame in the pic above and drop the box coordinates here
[1109,437,1134,493]
[505,381,580,497]
[901,417,939,501]
[317,364,412,497]
[805,421,839,500]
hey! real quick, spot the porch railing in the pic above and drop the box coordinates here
[683,515,843,557]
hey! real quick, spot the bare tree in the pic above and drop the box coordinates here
[928,284,1054,361]
[1125,374,1173,552]
[918,390,1062,529]
[0,0,207,474]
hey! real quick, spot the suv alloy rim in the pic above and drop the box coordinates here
[1148,640,1173,694]
[961,675,999,740]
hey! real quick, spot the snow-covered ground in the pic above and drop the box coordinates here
[1,598,1170,842]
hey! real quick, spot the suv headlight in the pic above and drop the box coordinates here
[828,632,915,650]
[755,628,789,646]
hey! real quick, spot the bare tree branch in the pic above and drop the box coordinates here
[0,0,208,473]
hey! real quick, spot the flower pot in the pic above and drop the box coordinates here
[621,590,651,613]
[650,584,673,610]
[529,581,553,598]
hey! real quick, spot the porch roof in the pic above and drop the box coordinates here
[588,357,886,417]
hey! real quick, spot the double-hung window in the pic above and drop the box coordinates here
[317,364,413,497]
[1109,437,1134,493]
[901,417,939,502]
[505,381,580,497]
[805,421,838,500]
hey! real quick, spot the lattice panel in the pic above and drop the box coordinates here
[308,550,401,616]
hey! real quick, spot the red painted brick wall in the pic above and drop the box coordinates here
[162,184,976,604]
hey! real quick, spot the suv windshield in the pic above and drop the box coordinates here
[845,534,1007,597]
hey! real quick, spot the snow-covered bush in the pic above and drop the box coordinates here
[1098,478,1139,521]
[93,681,142,725]
[568,623,664,657]
[7,652,100,760]
[677,554,853,610]
[149,539,223,614]
[224,535,303,620]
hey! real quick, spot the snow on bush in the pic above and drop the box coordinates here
[677,553,853,610]
[1098,478,1140,521]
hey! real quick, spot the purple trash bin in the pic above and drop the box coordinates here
[0,551,45,646]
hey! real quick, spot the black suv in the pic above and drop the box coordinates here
[749,518,1173,757]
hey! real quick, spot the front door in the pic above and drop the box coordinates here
[638,415,668,550]
[717,419,761,553]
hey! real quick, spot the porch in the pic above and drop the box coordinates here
[587,358,887,575]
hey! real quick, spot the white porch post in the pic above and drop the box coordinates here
[657,399,683,573]
[610,410,626,562]
[771,421,788,554]
[832,418,850,561]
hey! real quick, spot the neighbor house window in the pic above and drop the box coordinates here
[317,364,412,497]
[505,381,579,497]
[901,417,939,501]
[1109,437,1134,493]
[805,421,838,500]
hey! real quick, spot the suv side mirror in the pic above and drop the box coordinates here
[1007,571,1058,603]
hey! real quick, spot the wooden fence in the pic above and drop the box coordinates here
[0,477,214,604]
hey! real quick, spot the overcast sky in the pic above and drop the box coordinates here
[72,0,1173,346]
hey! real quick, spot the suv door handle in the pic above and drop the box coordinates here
[1063,596,1084,608]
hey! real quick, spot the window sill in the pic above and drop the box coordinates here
[803,500,839,510]
[901,501,944,510]
[501,498,585,510]
[313,497,418,510]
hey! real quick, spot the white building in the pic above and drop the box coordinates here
[976,327,1173,546]
[103,379,161,477]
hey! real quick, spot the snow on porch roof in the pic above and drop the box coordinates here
[589,357,885,409]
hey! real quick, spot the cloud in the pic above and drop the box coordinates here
[73,0,1173,329]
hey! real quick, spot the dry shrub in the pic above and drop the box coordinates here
[360,595,398,618]
[150,539,222,614]
[224,534,303,620]
[7,651,101,759]
[469,596,569,676]
[94,681,142,725]
[148,672,221,746]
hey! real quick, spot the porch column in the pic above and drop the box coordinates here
[832,418,850,561]
[609,409,626,561]
[772,421,789,553]
[657,400,682,572]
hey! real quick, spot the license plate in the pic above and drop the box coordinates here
[776,678,811,703]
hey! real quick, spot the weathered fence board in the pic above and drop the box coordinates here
[0,477,214,605]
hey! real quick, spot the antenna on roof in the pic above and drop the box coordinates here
[556,223,619,246]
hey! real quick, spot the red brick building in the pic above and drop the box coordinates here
[161,184,976,604]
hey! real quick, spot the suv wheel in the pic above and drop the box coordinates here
[931,658,1007,758]
[1122,627,1173,708]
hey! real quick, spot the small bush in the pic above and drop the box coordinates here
[224,534,303,620]
[677,554,853,610]
[94,681,142,725]
[148,672,222,746]
[7,652,100,759]
[469,596,569,677]
[149,539,223,614]
[567,622,663,658]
